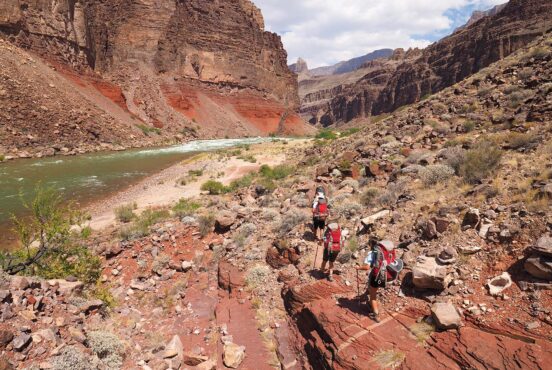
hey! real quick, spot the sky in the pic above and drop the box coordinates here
[253,0,508,68]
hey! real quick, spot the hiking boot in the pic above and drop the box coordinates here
[369,313,381,323]
[327,275,334,282]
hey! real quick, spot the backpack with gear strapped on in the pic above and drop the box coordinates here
[313,199,329,221]
[325,226,342,252]
[372,244,403,286]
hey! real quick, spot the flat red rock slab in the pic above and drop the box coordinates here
[216,297,274,370]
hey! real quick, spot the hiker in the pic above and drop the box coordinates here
[312,187,330,240]
[356,240,403,322]
[320,222,343,281]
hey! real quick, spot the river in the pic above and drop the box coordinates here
[0,138,274,248]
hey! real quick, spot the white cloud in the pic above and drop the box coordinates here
[254,0,508,67]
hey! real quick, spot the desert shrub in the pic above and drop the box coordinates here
[172,198,201,218]
[89,282,117,309]
[335,202,362,218]
[261,208,280,221]
[442,146,467,174]
[259,164,294,180]
[87,331,124,369]
[419,165,455,186]
[201,180,228,195]
[256,177,277,193]
[238,154,257,163]
[518,68,534,80]
[348,236,359,252]
[340,128,360,137]
[198,213,215,237]
[136,124,161,136]
[316,129,337,140]
[1,186,101,284]
[115,203,136,223]
[338,159,352,171]
[245,265,271,289]
[188,169,203,177]
[523,46,549,61]
[459,142,502,184]
[431,102,448,115]
[340,179,360,191]
[505,132,538,150]
[52,346,98,370]
[228,174,255,191]
[361,187,380,207]
[120,208,169,240]
[477,87,493,98]
[0,154,5,162]
[463,120,476,132]
[377,181,407,208]
[507,89,532,109]
[274,209,307,235]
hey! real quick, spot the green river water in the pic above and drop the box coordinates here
[0,138,272,248]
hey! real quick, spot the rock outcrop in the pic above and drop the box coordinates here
[0,0,308,158]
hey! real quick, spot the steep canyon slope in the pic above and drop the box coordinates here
[302,0,552,126]
[0,0,308,159]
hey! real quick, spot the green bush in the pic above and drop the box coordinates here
[505,132,538,150]
[315,129,337,140]
[259,164,294,180]
[463,120,476,132]
[172,198,201,218]
[201,180,228,195]
[136,124,161,136]
[119,208,170,240]
[460,142,502,184]
[1,185,102,284]
[115,203,136,223]
[228,173,255,192]
[0,154,5,162]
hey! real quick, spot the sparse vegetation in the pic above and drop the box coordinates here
[459,141,502,184]
[172,198,201,218]
[259,164,294,180]
[315,129,337,140]
[119,208,170,240]
[274,209,307,235]
[0,154,5,162]
[340,128,360,137]
[463,120,476,132]
[136,124,161,136]
[372,349,406,369]
[201,180,228,195]
[1,185,101,284]
[419,165,455,186]
[361,187,380,207]
[115,203,136,223]
[245,265,271,289]
[507,89,532,108]
[238,154,257,163]
[87,331,124,369]
[198,213,215,237]
[504,132,538,150]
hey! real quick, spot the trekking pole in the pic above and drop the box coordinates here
[313,243,319,270]
[356,268,360,300]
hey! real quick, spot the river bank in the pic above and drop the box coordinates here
[87,139,307,231]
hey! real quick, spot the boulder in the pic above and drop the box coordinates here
[462,208,480,230]
[412,257,452,290]
[361,210,390,227]
[437,246,458,265]
[421,220,438,240]
[431,302,462,330]
[432,217,450,233]
[48,279,84,296]
[532,235,552,258]
[525,255,552,281]
[223,342,246,369]
[183,353,208,366]
[487,272,513,296]
[163,335,183,360]
[9,276,30,291]
[80,299,104,314]
[0,290,12,303]
[0,330,14,349]
[196,359,217,370]
[12,333,31,351]
[215,211,236,233]
[458,245,481,255]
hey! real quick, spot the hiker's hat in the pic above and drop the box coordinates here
[317,193,325,199]
[379,240,395,251]
[328,222,339,230]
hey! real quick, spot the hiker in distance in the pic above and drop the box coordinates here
[320,221,344,282]
[356,240,403,322]
[312,186,330,241]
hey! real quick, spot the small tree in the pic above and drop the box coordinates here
[1,185,100,283]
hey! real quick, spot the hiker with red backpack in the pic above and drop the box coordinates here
[312,186,330,241]
[320,222,343,282]
[356,240,403,322]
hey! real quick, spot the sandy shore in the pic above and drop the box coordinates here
[87,140,306,231]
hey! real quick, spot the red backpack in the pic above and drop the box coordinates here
[372,245,397,281]
[324,226,342,252]
[314,200,329,220]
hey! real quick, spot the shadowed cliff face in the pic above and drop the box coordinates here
[306,0,552,126]
[0,0,305,156]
